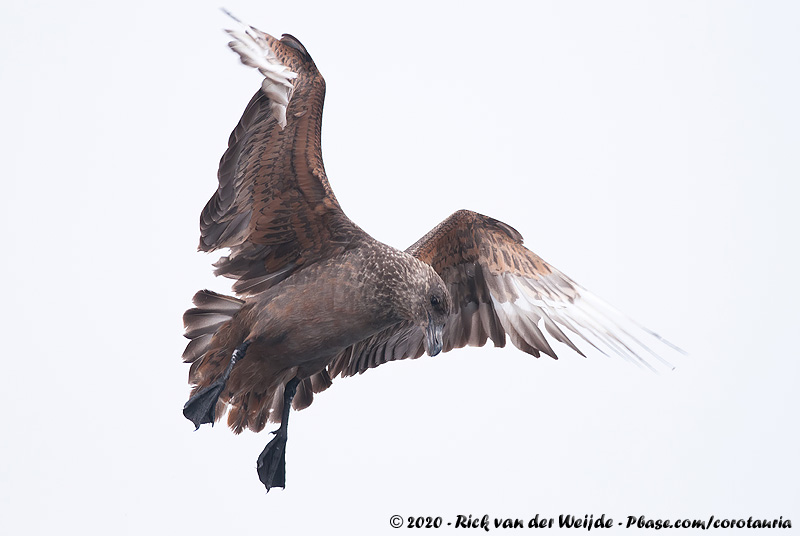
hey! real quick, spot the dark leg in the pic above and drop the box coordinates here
[183,341,250,430]
[256,376,300,491]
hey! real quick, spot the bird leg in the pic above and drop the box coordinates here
[183,341,250,429]
[256,376,300,491]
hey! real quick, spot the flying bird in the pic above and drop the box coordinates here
[182,13,682,492]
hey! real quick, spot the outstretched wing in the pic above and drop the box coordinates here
[200,15,367,296]
[328,210,682,378]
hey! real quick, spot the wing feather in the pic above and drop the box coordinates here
[328,209,681,378]
[200,16,367,297]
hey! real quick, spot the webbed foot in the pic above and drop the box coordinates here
[254,376,300,492]
[182,341,250,429]
[256,429,288,490]
[183,380,226,429]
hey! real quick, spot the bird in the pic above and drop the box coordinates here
[182,12,683,492]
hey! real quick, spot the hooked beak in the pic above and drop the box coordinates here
[424,315,444,357]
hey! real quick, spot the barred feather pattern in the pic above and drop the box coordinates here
[224,10,298,128]
[328,210,683,378]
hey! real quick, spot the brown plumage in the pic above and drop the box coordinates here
[182,15,681,490]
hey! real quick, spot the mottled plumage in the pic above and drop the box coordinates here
[182,15,681,490]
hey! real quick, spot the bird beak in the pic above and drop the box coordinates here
[424,315,444,357]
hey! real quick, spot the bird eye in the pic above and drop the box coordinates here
[430,295,441,308]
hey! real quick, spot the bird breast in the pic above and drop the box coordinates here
[243,252,402,370]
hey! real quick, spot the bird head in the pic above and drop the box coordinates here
[414,268,452,357]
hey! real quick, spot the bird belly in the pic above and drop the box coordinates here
[244,278,392,378]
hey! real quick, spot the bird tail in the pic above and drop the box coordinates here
[182,289,245,366]
[181,289,333,433]
[182,289,249,421]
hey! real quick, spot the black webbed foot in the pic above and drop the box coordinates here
[183,380,226,429]
[255,376,300,492]
[257,429,288,490]
[182,341,250,430]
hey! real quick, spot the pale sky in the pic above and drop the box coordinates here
[1,1,798,534]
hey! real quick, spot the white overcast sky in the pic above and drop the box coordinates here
[1,1,799,534]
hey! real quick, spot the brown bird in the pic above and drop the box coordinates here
[182,13,682,491]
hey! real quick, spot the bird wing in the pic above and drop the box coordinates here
[200,15,367,296]
[328,210,682,378]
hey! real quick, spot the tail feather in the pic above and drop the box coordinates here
[182,289,245,383]
[183,310,237,339]
[183,290,244,338]
[190,289,245,312]
[293,369,333,412]
[182,333,213,363]
[181,289,335,433]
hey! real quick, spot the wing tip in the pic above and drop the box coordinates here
[221,11,297,129]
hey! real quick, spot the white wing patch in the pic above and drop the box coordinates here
[224,11,297,128]
[488,272,684,371]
